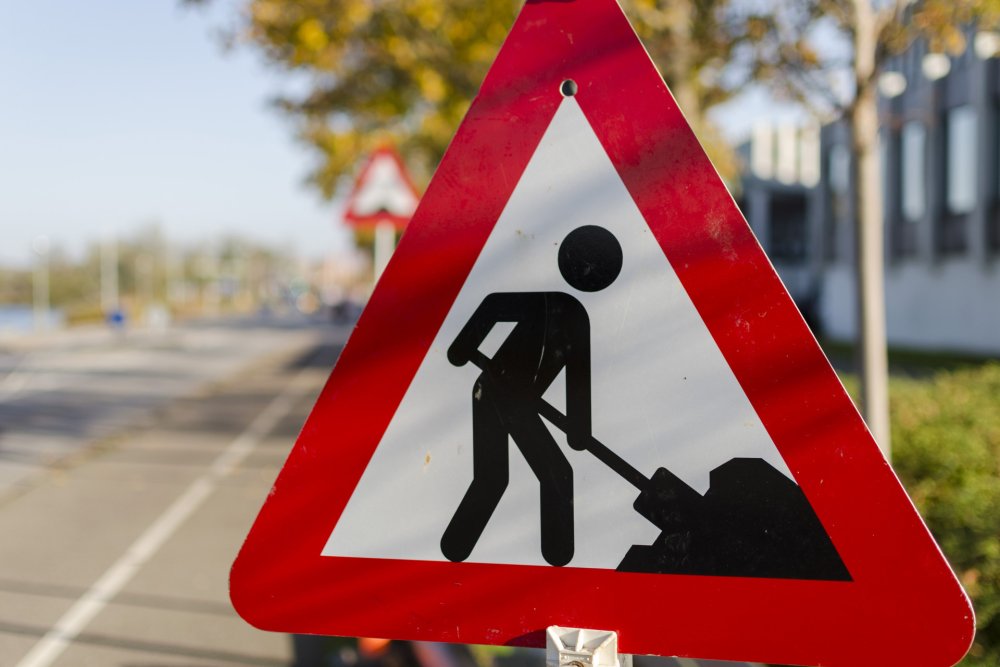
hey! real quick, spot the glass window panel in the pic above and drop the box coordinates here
[901,121,926,222]
[828,144,850,194]
[946,105,977,214]
[769,195,808,262]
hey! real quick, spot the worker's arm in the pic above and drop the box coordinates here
[447,293,521,367]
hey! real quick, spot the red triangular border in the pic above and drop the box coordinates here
[232,1,974,664]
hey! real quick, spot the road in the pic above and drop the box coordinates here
[0,315,324,496]
[0,317,339,666]
[0,316,761,667]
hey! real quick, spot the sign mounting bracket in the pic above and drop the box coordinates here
[546,627,632,667]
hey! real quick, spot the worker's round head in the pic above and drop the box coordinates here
[558,225,623,292]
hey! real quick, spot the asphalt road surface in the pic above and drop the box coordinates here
[0,316,762,667]
[0,315,323,496]
[0,317,338,666]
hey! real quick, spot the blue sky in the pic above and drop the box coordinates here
[0,0,349,268]
[0,1,794,269]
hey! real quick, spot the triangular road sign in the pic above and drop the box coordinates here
[342,146,420,229]
[231,1,974,665]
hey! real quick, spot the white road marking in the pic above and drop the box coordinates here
[14,365,318,667]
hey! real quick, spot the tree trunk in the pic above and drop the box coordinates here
[627,0,699,120]
[663,0,700,126]
[850,1,892,458]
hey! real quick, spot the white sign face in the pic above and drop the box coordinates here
[350,152,420,218]
[324,98,792,569]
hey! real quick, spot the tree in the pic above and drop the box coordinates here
[737,0,1000,456]
[206,0,748,196]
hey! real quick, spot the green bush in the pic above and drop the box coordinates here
[890,363,1000,665]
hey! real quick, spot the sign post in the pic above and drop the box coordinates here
[372,221,396,282]
[232,1,974,665]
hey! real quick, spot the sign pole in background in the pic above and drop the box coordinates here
[372,221,397,281]
[341,145,421,283]
[233,1,974,665]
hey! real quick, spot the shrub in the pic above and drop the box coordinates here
[890,364,1000,665]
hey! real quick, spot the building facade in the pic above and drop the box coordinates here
[740,35,1000,355]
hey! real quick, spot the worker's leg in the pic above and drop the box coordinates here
[508,412,574,566]
[440,377,509,562]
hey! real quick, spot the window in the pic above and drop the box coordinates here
[891,121,925,258]
[901,122,927,222]
[942,106,976,253]
[946,105,977,215]
[824,143,850,260]
[769,195,808,263]
[829,144,851,196]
